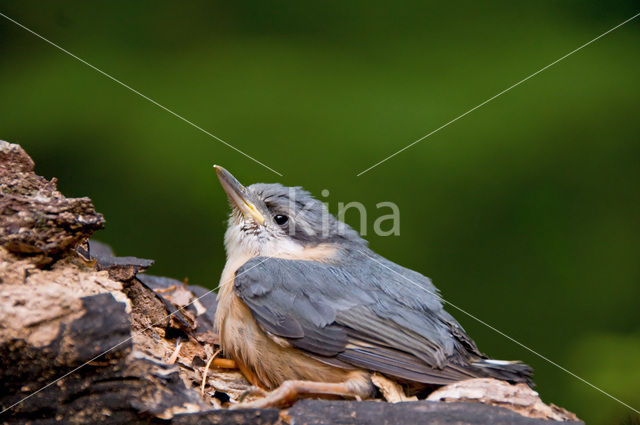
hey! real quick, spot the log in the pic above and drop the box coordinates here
[0,140,582,424]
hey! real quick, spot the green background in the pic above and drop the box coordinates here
[1,2,638,423]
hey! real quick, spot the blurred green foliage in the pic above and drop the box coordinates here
[1,1,638,423]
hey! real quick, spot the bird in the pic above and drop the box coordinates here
[213,165,533,408]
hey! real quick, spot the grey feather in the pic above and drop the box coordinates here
[249,183,366,246]
[233,250,532,385]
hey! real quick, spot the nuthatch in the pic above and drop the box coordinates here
[213,165,532,408]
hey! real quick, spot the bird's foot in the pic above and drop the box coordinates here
[237,385,269,403]
[230,380,356,409]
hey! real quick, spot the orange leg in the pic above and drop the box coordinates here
[231,379,369,409]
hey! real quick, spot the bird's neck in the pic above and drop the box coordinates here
[220,239,343,291]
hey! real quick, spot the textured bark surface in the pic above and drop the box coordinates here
[0,141,583,424]
[427,378,580,422]
[287,400,580,425]
[0,141,104,259]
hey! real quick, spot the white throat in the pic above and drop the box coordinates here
[219,222,306,288]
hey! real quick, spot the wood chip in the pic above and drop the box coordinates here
[167,340,183,365]
[191,298,207,316]
[371,373,418,403]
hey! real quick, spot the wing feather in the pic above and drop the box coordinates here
[233,254,485,384]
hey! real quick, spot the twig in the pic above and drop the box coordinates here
[154,285,177,293]
[201,349,222,396]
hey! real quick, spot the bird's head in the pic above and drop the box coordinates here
[214,165,364,260]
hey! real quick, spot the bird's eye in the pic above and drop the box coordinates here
[274,214,288,225]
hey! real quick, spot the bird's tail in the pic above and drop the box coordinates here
[470,359,534,387]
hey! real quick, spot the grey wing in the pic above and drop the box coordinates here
[234,255,485,385]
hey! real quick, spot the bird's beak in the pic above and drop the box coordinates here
[214,165,265,225]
